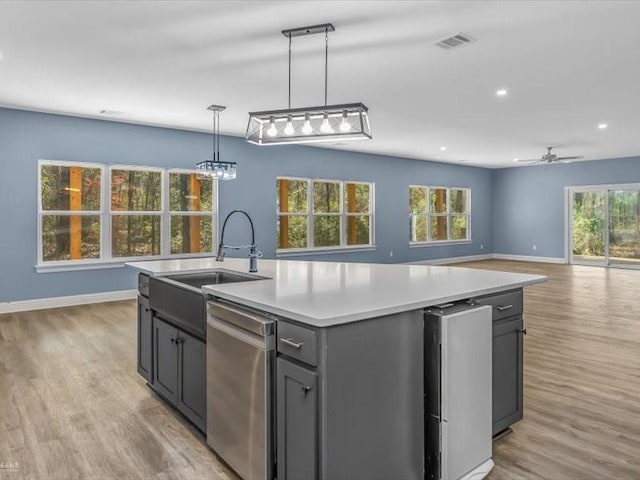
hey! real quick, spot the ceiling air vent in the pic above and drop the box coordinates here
[99,109,123,116]
[434,33,475,50]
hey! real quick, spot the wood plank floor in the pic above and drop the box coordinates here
[0,302,237,480]
[463,261,640,480]
[0,260,638,479]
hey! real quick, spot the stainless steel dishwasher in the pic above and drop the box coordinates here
[206,300,275,480]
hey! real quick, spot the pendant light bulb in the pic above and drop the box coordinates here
[267,116,278,137]
[320,112,334,134]
[284,115,295,136]
[302,113,313,135]
[339,110,351,132]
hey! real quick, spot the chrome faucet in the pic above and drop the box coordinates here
[216,209,263,273]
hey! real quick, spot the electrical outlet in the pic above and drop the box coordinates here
[533,244,537,251]
[389,251,394,258]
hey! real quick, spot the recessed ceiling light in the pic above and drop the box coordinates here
[598,123,608,129]
[440,146,447,151]
[513,158,519,162]
[496,89,508,97]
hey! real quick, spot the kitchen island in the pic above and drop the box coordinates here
[127,258,545,480]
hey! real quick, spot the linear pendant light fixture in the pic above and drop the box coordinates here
[245,23,371,146]
[196,105,237,180]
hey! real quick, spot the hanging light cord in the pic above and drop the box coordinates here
[211,110,216,163]
[285,28,329,109]
[212,108,220,163]
[324,28,329,106]
[288,33,292,110]
[216,108,221,162]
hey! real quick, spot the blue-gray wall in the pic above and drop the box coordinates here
[492,157,640,259]
[0,108,492,302]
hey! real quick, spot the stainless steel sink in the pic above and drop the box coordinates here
[163,270,268,290]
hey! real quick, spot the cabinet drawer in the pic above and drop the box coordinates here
[474,289,523,321]
[277,321,318,367]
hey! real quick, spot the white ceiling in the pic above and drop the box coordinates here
[0,0,639,167]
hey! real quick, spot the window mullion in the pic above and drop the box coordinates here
[103,166,111,261]
[447,188,451,241]
[340,181,345,247]
[161,170,169,256]
[308,179,314,249]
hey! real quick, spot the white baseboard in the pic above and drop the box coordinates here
[408,253,567,266]
[0,289,137,314]
[492,253,567,264]
[408,254,494,265]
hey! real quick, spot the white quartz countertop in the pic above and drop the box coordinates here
[126,257,546,327]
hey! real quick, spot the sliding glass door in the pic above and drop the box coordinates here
[570,190,607,266]
[570,186,640,268]
[608,190,640,267]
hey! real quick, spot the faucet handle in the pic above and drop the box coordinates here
[250,248,263,259]
[215,243,226,262]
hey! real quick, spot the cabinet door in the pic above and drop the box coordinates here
[177,332,206,431]
[277,358,318,480]
[137,295,153,382]
[492,316,524,435]
[153,317,179,403]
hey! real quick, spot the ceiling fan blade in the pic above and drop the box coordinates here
[556,155,584,160]
[513,158,540,163]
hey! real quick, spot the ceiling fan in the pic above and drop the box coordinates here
[514,146,584,164]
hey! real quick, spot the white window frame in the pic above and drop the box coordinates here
[109,164,165,261]
[166,168,218,258]
[36,160,218,273]
[37,160,106,268]
[409,185,471,247]
[277,176,376,256]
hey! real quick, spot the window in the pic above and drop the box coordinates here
[277,177,374,252]
[38,160,216,269]
[39,162,103,262]
[169,171,215,255]
[409,186,470,244]
[110,167,162,258]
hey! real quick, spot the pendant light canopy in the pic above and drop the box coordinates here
[245,23,371,146]
[196,105,237,180]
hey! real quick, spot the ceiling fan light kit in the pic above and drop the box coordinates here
[245,23,372,146]
[514,146,584,164]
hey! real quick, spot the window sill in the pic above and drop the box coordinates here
[277,245,377,257]
[35,253,216,273]
[410,240,472,248]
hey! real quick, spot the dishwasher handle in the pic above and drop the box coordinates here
[207,301,274,337]
[208,317,275,351]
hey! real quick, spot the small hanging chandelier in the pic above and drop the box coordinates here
[245,23,371,146]
[196,105,237,180]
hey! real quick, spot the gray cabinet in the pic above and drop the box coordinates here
[152,317,206,431]
[474,288,525,436]
[153,317,179,403]
[137,295,153,382]
[177,332,206,430]
[276,357,318,480]
[275,311,423,480]
[492,316,524,435]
